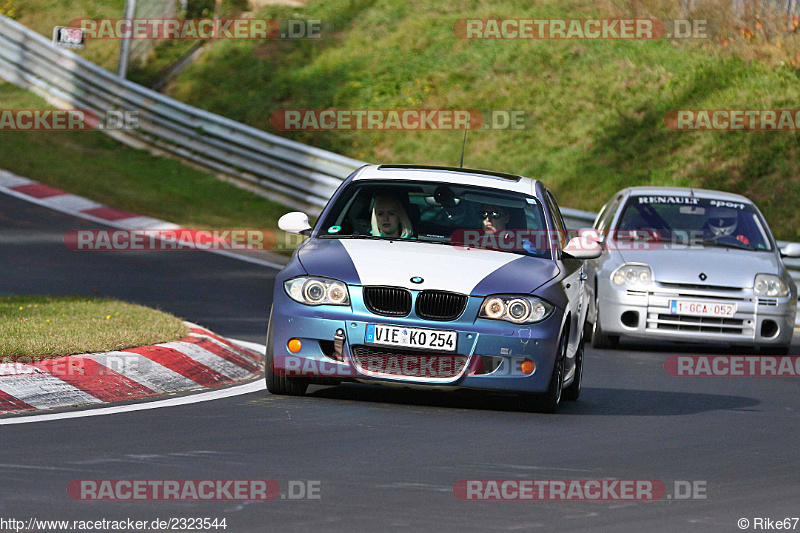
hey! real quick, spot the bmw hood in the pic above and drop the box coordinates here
[297,238,559,295]
[618,246,781,288]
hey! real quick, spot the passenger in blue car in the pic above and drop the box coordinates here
[370,195,414,238]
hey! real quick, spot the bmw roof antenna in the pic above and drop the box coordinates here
[459,119,469,168]
[690,187,695,198]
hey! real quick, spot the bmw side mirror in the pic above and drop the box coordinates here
[278,212,312,236]
[780,242,800,258]
[577,228,605,249]
[578,227,604,241]
[563,235,603,259]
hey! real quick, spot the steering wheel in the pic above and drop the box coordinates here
[707,234,750,247]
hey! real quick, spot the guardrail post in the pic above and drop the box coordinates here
[117,0,136,78]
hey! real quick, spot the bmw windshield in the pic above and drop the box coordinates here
[317,180,552,259]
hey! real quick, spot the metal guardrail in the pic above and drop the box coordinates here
[0,14,366,214]
[560,207,597,230]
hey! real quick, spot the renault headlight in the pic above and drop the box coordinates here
[479,296,553,324]
[284,277,350,306]
[754,274,788,297]
[611,264,652,288]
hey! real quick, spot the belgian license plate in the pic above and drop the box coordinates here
[670,300,737,318]
[365,324,457,352]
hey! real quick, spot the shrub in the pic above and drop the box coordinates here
[0,0,19,19]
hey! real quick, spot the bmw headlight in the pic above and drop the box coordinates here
[754,274,788,297]
[611,264,652,288]
[479,296,553,324]
[284,277,350,306]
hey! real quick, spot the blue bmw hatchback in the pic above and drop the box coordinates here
[267,165,601,412]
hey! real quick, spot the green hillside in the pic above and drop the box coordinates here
[160,0,800,239]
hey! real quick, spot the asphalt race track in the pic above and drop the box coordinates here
[2,192,798,532]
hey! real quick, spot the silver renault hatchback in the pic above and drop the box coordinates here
[584,187,798,354]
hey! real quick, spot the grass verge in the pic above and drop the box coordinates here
[0,296,189,360]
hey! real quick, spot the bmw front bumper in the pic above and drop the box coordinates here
[269,286,564,394]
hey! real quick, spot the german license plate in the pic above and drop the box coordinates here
[669,300,737,318]
[365,324,457,352]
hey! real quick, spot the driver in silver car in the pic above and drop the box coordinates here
[704,207,749,246]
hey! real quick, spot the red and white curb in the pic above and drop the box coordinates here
[0,323,264,415]
[0,168,287,269]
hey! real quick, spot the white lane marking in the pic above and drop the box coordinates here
[84,351,199,393]
[201,248,286,270]
[0,463,85,471]
[0,380,265,425]
[228,339,267,355]
[0,370,102,409]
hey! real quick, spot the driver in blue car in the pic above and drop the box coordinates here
[370,195,414,239]
[478,204,538,254]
